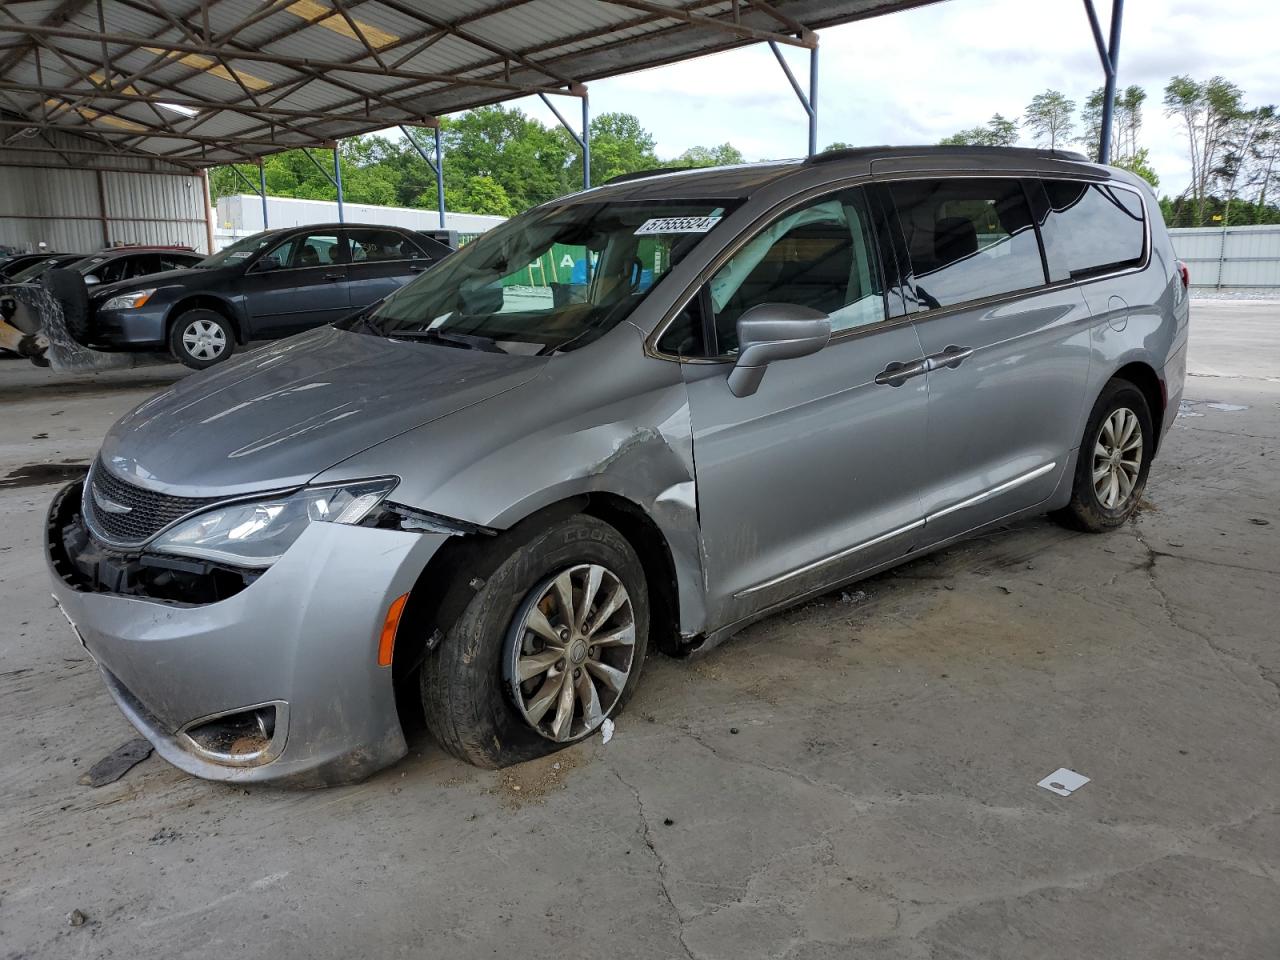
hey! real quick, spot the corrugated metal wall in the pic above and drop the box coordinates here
[1169,225,1280,290]
[0,128,209,255]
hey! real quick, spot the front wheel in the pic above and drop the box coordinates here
[1051,379,1154,532]
[169,309,234,369]
[420,514,649,768]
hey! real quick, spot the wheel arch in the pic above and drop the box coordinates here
[1109,360,1166,451]
[389,491,686,729]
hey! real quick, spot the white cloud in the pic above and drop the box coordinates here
[511,0,1280,196]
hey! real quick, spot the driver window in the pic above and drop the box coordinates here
[709,188,885,353]
[267,233,340,269]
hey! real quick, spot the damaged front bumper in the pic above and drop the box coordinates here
[46,481,450,786]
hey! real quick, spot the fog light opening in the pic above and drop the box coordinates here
[179,701,288,767]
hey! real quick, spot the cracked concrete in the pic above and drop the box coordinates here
[1,300,1278,959]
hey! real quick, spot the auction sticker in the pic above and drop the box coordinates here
[635,216,721,235]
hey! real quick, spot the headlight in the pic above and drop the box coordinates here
[149,478,396,567]
[101,288,157,310]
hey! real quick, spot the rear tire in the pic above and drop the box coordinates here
[1051,379,1154,532]
[169,309,234,369]
[420,514,649,768]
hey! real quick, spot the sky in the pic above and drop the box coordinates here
[502,0,1280,198]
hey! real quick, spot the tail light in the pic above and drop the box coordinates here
[1177,260,1190,290]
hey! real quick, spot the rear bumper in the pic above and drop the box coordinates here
[1159,338,1188,450]
[47,482,449,786]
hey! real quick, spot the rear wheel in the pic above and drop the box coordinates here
[169,309,234,369]
[1051,379,1153,532]
[420,514,649,768]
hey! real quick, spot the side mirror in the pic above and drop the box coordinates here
[727,303,832,397]
[254,255,281,272]
[83,274,100,286]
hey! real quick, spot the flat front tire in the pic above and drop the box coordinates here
[420,515,649,768]
[169,309,234,369]
[1052,379,1154,532]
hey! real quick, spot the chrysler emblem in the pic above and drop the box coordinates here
[93,485,132,515]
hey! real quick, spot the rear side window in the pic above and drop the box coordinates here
[1041,180,1146,278]
[346,228,427,263]
[889,178,1045,310]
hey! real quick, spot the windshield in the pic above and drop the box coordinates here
[10,256,80,283]
[197,232,279,269]
[339,198,738,355]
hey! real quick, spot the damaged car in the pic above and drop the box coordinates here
[46,146,1188,785]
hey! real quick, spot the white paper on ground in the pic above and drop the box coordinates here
[601,718,615,744]
[1038,768,1090,797]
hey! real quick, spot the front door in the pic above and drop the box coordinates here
[243,230,350,335]
[885,176,1092,543]
[679,186,932,629]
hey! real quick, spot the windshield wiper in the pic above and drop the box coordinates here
[384,328,502,352]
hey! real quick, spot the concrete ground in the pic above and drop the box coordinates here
[2,301,1277,960]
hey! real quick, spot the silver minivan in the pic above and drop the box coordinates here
[47,146,1188,785]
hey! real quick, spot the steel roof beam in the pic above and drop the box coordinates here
[596,0,813,48]
[1,22,581,97]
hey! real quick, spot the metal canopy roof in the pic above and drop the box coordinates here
[0,0,946,170]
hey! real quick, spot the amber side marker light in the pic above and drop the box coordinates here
[378,592,410,667]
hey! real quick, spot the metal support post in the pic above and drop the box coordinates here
[333,142,344,223]
[258,161,268,229]
[1083,0,1125,163]
[770,39,818,157]
[434,125,445,228]
[400,124,447,228]
[539,90,591,190]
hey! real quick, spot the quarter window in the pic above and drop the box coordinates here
[346,228,426,263]
[707,188,885,353]
[889,178,1045,310]
[1041,180,1145,278]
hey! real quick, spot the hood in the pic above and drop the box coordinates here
[90,265,228,302]
[99,326,548,498]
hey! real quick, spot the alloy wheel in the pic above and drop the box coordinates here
[506,563,636,742]
[1092,406,1143,509]
[181,318,226,361]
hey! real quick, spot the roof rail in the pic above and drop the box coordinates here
[806,145,1091,165]
[603,165,695,185]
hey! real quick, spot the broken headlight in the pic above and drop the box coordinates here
[149,478,396,568]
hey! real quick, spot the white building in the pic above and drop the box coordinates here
[213,194,505,249]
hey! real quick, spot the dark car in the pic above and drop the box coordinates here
[6,254,85,285]
[0,252,73,281]
[86,224,453,368]
[75,246,204,287]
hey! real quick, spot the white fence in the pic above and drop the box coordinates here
[1169,224,1280,290]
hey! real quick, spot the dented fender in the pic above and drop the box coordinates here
[315,323,710,637]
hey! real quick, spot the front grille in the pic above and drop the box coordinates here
[83,458,221,546]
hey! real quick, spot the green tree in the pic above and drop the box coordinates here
[560,111,660,188]
[1114,85,1147,161]
[822,141,855,152]
[672,143,746,167]
[440,175,517,217]
[1024,90,1076,149]
[940,113,1019,147]
[1113,148,1159,189]
[1164,75,1245,224]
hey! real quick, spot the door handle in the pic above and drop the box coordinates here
[874,358,928,387]
[323,272,344,281]
[408,263,426,273]
[925,345,974,371]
